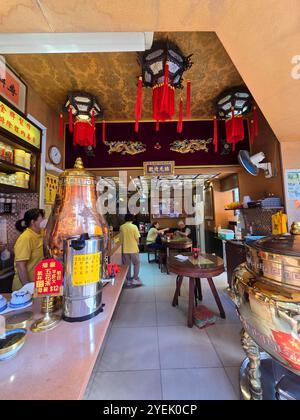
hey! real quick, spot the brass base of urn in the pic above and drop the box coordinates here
[31,297,61,333]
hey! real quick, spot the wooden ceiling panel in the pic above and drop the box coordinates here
[5,32,244,120]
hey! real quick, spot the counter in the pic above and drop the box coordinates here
[0,265,128,400]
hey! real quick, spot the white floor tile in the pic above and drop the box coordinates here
[120,286,155,304]
[156,301,188,326]
[161,368,238,400]
[206,323,245,367]
[112,302,157,327]
[88,370,162,400]
[225,366,241,399]
[97,327,160,372]
[158,326,222,369]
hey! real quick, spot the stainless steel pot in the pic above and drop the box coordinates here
[63,233,104,322]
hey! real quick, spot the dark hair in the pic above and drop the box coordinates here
[152,220,159,228]
[125,214,134,222]
[16,208,45,233]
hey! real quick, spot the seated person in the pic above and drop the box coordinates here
[174,220,191,239]
[146,221,169,250]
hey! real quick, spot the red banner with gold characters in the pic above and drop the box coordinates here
[0,99,41,149]
[34,259,63,297]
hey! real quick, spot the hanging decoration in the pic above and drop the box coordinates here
[60,91,103,153]
[154,142,162,150]
[136,39,193,133]
[106,140,146,156]
[214,87,258,153]
[170,138,212,154]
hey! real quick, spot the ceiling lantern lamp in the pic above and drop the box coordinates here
[59,91,105,152]
[213,87,258,153]
[135,39,193,133]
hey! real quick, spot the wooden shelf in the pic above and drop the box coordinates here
[0,159,32,174]
[0,183,33,193]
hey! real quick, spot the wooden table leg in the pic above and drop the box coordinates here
[195,278,202,301]
[207,277,226,319]
[188,277,195,328]
[172,276,183,307]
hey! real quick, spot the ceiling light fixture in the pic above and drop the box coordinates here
[0,32,154,54]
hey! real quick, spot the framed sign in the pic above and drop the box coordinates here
[144,161,175,177]
[204,185,215,221]
[0,57,27,113]
[45,173,59,205]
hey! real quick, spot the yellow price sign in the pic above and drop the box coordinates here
[72,252,101,286]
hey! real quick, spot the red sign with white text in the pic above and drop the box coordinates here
[34,259,63,297]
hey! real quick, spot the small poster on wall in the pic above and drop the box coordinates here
[0,57,27,114]
[286,170,300,201]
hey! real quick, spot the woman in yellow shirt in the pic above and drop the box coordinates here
[13,208,45,291]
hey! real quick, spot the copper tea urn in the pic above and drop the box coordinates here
[231,227,300,400]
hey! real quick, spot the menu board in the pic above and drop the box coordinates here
[0,99,41,149]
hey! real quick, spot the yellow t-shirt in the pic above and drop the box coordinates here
[13,228,44,291]
[120,222,140,254]
[146,227,159,244]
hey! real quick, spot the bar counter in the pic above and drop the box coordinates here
[0,265,128,400]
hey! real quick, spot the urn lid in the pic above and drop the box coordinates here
[250,226,300,257]
[60,157,95,180]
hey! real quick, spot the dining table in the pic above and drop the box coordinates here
[167,253,226,328]
[161,237,193,257]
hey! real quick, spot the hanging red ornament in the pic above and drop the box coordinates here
[154,142,162,150]
[134,76,143,133]
[69,106,73,133]
[213,116,218,153]
[102,120,106,144]
[177,97,184,133]
[59,112,64,139]
[151,63,175,122]
[225,106,244,152]
[250,120,255,145]
[253,106,259,137]
[155,121,160,132]
[186,80,191,119]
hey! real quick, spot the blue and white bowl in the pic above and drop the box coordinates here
[0,295,8,313]
[9,290,32,309]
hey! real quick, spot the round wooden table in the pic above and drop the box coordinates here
[161,238,193,257]
[168,253,225,328]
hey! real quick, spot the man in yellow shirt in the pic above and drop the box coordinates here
[119,214,142,288]
[13,209,45,291]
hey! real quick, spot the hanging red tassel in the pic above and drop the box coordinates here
[102,120,106,144]
[250,120,255,145]
[253,106,259,137]
[177,98,183,133]
[69,106,73,133]
[186,80,191,119]
[156,121,160,132]
[135,77,143,133]
[59,112,63,139]
[92,109,95,129]
[213,116,218,153]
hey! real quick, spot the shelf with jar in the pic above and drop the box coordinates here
[0,96,41,194]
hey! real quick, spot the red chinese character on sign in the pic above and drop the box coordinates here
[0,104,6,113]
[10,111,16,119]
[6,120,13,129]
[14,125,19,134]
[0,116,5,125]
[34,259,63,297]
[19,117,24,126]
[21,130,26,137]
[27,133,31,141]
[26,122,31,130]
[32,136,36,144]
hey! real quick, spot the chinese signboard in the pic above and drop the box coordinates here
[34,259,63,297]
[0,58,27,113]
[0,99,41,149]
[143,161,175,177]
[72,252,101,286]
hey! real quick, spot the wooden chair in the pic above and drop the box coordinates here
[146,246,158,263]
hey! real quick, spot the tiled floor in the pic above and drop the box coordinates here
[85,254,244,400]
